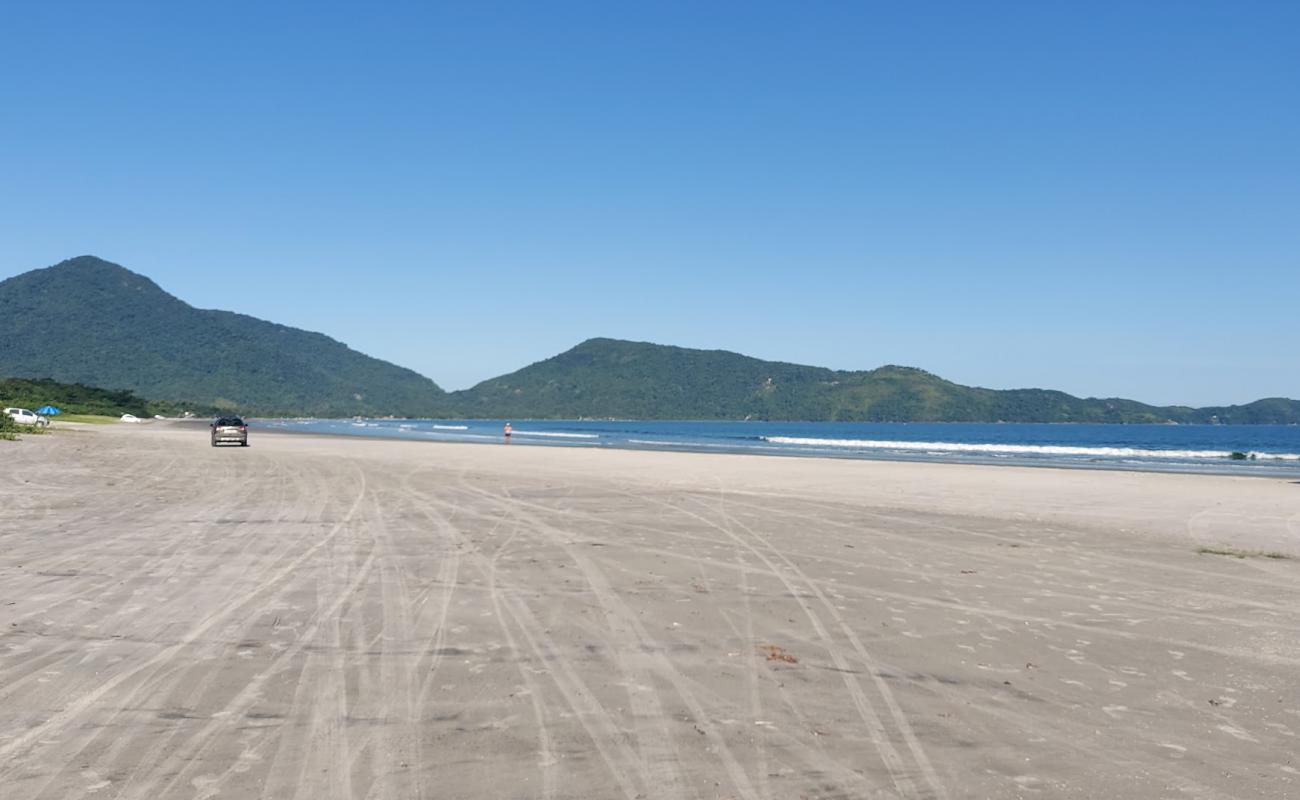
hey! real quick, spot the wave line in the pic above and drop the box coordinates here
[761,437,1300,461]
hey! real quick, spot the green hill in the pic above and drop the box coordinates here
[3,258,1295,423]
[447,338,1300,423]
[0,256,446,416]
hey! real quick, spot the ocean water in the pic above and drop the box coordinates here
[256,418,1300,476]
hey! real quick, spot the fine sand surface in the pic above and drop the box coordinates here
[2,423,1298,799]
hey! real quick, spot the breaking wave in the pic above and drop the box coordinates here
[511,431,600,439]
[431,424,469,430]
[761,437,1300,461]
[627,439,778,449]
[426,431,497,441]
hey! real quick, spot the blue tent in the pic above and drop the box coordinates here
[37,405,60,415]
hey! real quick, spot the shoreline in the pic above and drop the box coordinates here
[94,420,1300,551]
[250,418,1300,480]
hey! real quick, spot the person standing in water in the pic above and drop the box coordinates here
[503,422,512,442]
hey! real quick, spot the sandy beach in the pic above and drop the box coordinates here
[1,423,1298,799]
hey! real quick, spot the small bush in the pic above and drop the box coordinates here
[0,415,48,440]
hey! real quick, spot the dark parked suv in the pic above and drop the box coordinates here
[211,417,248,447]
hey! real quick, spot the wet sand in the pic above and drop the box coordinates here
[1,422,1298,799]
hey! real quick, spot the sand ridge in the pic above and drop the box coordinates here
[1,422,1298,798]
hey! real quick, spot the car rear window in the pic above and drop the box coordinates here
[217,417,244,426]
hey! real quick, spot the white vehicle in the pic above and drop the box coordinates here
[4,408,49,427]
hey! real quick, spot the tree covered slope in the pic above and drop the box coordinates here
[447,338,1300,423]
[0,376,190,418]
[0,256,446,416]
[3,258,1294,422]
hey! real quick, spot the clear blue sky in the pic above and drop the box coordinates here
[2,1,1296,405]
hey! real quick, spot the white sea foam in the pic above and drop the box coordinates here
[432,424,469,430]
[628,439,784,451]
[761,437,1300,461]
[511,431,599,439]
[421,430,497,440]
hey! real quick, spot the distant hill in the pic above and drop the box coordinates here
[3,258,1295,422]
[0,256,446,416]
[447,338,1300,424]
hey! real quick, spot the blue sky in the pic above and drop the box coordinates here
[2,1,1296,405]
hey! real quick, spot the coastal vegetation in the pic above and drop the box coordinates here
[0,376,188,418]
[0,411,47,441]
[4,257,1299,423]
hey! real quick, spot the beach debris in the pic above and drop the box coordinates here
[960,569,977,574]
[1197,546,1292,560]
[758,645,798,664]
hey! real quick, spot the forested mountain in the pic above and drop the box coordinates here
[3,257,1295,422]
[445,338,1300,423]
[0,256,445,416]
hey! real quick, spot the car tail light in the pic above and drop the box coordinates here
[241,426,247,430]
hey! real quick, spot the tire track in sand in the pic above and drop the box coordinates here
[399,476,652,800]
[0,459,371,785]
[705,490,952,799]
[457,480,758,800]
[655,489,947,799]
